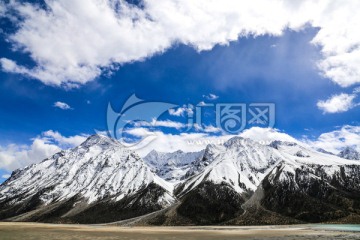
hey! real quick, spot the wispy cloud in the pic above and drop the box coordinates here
[353,87,360,94]
[0,2,5,17]
[135,119,186,129]
[53,101,72,110]
[203,93,219,100]
[194,124,222,133]
[1,174,11,179]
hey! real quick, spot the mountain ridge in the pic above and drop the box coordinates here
[0,133,359,225]
[0,134,175,223]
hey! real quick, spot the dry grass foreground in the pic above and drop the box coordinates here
[0,222,358,240]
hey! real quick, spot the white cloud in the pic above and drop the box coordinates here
[353,87,360,94]
[239,127,298,144]
[168,105,193,117]
[134,119,185,129]
[126,127,153,138]
[125,126,300,156]
[1,0,360,90]
[53,101,72,110]
[197,101,207,106]
[202,125,222,133]
[203,93,219,100]
[0,131,87,172]
[138,126,357,156]
[0,58,30,75]
[2,126,358,174]
[127,129,232,157]
[310,1,360,87]
[304,125,360,154]
[1,174,11,179]
[317,93,357,113]
[0,138,60,172]
[41,130,88,148]
[0,2,5,17]
[193,123,221,133]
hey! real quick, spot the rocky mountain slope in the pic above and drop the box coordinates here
[144,149,204,183]
[0,133,359,225]
[138,139,360,225]
[338,147,360,160]
[0,135,174,223]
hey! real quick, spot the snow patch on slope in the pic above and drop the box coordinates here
[144,149,204,183]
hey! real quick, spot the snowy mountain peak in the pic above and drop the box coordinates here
[338,146,360,160]
[177,135,360,199]
[177,137,285,196]
[0,135,174,207]
[223,136,248,148]
[79,134,118,149]
[2,131,360,224]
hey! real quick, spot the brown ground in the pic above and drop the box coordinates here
[0,222,358,240]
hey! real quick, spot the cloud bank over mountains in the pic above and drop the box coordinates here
[0,0,360,92]
[1,126,359,174]
[0,131,87,172]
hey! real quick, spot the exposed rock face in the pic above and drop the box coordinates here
[0,135,174,223]
[176,182,245,225]
[261,163,360,223]
[143,139,360,225]
[143,149,204,182]
[1,134,360,225]
[338,147,360,160]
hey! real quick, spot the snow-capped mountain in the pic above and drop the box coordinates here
[338,146,360,160]
[155,138,360,225]
[144,149,204,182]
[0,135,174,223]
[176,137,284,197]
[1,132,360,225]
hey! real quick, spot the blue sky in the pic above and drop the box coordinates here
[0,0,360,182]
